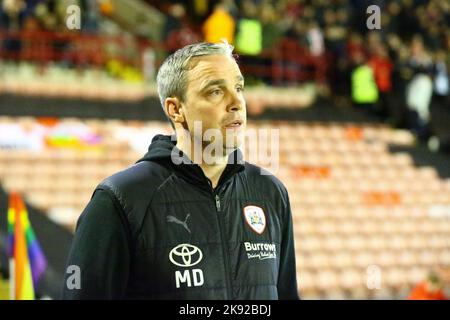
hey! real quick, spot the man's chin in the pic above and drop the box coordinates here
[225,135,244,150]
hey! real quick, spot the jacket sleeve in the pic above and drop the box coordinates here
[277,189,300,300]
[61,188,131,299]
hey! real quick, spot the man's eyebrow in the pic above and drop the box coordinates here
[200,79,226,91]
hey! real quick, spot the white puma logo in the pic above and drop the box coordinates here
[166,214,191,234]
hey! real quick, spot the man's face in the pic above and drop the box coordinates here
[181,54,247,153]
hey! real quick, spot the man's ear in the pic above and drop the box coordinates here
[165,97,185,124]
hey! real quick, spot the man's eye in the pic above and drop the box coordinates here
[236,86,244,92]
[209,89,223,96]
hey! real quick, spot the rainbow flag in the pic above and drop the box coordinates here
[7,192,47,300]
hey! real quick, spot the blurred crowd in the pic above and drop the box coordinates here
[1,0,449,142]
[153,0,450,142]
[0,0,145,81]
[0,0,113,33]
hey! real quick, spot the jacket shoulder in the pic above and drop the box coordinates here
[243,162,289,205]
[96,161,173,235]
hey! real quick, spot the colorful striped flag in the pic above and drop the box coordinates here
[7,192,47,300]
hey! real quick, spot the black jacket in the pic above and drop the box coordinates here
[62,134,299,299]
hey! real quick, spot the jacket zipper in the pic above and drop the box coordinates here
[215,194,221,211]
[214,193,233,299]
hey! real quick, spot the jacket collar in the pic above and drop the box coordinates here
[137,134,245,192]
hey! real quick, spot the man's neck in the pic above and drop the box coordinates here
[199,162,227,189]
[176,134,228,189]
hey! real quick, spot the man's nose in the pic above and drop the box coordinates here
[226,91,244,112]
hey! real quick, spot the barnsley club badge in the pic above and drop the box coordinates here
[243,205,266,234]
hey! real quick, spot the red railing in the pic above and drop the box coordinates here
[0,29,155,67]
[0,29,329,85]
[239,38,330,85]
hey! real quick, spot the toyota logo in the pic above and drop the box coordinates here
[169,244,203,267]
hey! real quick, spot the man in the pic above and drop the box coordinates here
[62,42,299,299]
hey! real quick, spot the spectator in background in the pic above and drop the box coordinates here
[366,32,383,57]
[406,35,434,140]
[83,0,100,33]
[235,0,262,56]
[420,1,446,51]
[281,19,308,86]
[347,31,365,64]
[20,15,41,60]
[389,44,412,129]
[1,0,26,30]
[429,49,449,152]
[408,271,447,300]
[234,0,264,85]
[1,0,26,57]
[98,0,113,16]
[306,20,324,57]
[323,7,347,56]
[192,0,209,20]
[162,3,185,41]
[433,49,449,101]
[369,43,393,119]
[351,51,379,114]
[202,2,235,44]
[385,1,401,35]
[323,6,349,105]
[306,19,328,91]
[259,0,284,85]
[428,50,450,150]
[408,35,433,75]
[34,1,58,31]
[284,0,303,20]
[164,3,201,53]
[166,18,201,53]
[260,0,283,51]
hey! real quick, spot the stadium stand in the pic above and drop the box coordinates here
[0,0,449,300]
[0,116,449,299]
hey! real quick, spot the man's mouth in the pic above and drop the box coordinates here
[224,120,244,129]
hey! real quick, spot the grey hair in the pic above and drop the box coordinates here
[156,41,235,124]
